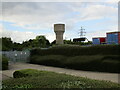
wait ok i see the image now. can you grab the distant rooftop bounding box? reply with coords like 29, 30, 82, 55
106, 31, 120, 34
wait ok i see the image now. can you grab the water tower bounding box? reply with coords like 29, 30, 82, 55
54, 24, 65, 44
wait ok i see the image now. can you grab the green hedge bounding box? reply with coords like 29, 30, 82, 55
13, 69, 41, 78
30, 55, 66, 67
30, 45, 120, 56
1, 55, 8, 70
30, 55, 120, 73
2, 69, 120, 89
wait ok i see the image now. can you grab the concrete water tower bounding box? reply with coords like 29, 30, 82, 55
54, 24, 65, 44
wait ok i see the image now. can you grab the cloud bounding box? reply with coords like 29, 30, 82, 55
2, 2, 73, 30
1, 0, 120, 3
1, 30, 37, 43
67, 3, 118, 21
86, 25, 118, 41
1, 2, 118, 42
2, 2, 117, 29
1, 29, 55, 43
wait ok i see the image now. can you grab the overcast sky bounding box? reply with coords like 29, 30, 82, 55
0, 0, 119, 43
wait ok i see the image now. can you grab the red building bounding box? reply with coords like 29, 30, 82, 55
92, 37, 106, 45
106, 32, 120, 44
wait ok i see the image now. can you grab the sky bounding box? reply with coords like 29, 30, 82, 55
0, 0, 119, 43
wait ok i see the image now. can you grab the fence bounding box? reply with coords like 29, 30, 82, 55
0, 51, 30, 63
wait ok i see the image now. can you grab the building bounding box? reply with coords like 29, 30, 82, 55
92, 37, 106, 45
73, 37, 86, 42
106, 32, 120, 44
54, 24, 65, 44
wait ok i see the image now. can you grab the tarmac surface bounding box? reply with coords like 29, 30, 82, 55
1, 62, 120, 83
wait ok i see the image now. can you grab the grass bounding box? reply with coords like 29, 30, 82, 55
30, 55, 120, 73
2, 69, 120, 89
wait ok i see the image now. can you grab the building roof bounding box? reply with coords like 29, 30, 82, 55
106, 31, 120, 34
92, 37, 106, 39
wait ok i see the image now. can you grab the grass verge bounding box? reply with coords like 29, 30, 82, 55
2, 69, 120, 89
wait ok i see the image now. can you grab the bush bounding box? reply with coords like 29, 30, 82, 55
30, 55, 120, 73
65, 55, 103, 70
30, 45, 120, 73
100, 60, 120, 73
2, 69, 120, 89
1, 55, 8, 70
30, 45, 120, 56
13, 69, 42, 78
30, 55, 67, 67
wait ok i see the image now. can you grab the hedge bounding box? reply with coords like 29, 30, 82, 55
1, 55, 9, 70
2, 69, 120, 89
13, 69, 41, 78
30, 55, 120, 73
30, 55, 66, 67
30, 45, 120, 56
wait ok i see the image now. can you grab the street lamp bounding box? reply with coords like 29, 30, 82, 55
14, 53, 17, 63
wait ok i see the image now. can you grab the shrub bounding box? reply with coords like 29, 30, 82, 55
1, 55, 8, 70
30, 45, 120, 73
30, 55, 67, 67
13, 69, 42, 78
65, 55, 103, 70
100, 60, 120, 73
30, 45, 120, 56
30, 55, 120, 73
2, 69, 120, 89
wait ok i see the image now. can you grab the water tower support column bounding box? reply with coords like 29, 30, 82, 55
54, 24, 65, 44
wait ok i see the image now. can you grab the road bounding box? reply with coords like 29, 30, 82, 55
1, 62, 120, 84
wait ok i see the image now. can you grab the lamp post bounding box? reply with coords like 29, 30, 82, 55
14, 53, 17, 63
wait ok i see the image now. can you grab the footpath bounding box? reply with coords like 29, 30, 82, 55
1, 62, 120, 83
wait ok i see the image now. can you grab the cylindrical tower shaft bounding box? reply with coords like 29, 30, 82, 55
54, 24, 65, 44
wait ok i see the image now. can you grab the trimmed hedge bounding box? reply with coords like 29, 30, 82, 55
30, 55, 66, 67
30, 45, 120, 56
30, 45, 120, 73
13, 69, 41, 78
2, 69, 120, 89
30, 55, 120, 73
1, 55, 8, 70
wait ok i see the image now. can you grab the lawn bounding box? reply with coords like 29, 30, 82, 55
2, 69, 120, 89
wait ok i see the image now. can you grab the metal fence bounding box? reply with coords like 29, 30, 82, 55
0, 51, 30, 63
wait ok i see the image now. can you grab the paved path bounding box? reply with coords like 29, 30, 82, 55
1, 62, 120, 83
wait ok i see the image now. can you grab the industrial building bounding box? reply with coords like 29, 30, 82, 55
106, 32, 120, 44
92, 37, 106, 45
92, 31, 120, 45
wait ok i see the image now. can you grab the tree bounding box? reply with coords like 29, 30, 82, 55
51, 40, 56, 46
1, 36, 51, 51
35, 35, 49, 48
2, 37, 13, 51
13, 42, 23, 51
64, 39, 73, 44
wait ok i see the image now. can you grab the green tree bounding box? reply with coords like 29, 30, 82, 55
64, 39, 73, 44
13, 42, 23, 51
2, 37, 13, 51
35, 35, 49, 48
